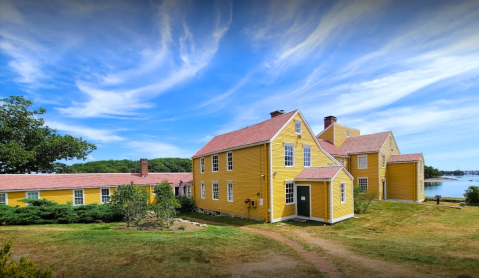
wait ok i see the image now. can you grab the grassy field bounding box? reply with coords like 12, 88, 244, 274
0, 222, 321, 278
182, 202, 479, 278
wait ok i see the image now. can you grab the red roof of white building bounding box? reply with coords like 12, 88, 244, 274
317, 139, 348, 156
295, 166, 344, 180
388, 153, 423, 163
193, 110, 297, 157
0, 173, 193, 191
340, 131, 391, 154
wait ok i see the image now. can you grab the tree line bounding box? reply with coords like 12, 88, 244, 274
55, 158, 192, 173
425, 166, 465, 179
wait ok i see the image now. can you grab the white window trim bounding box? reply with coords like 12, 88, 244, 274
347, 130, 350, 137
212, 181, 219, 200
100, 188, 110, 204
340, 183, 346, 204
227, 152, 233, 171
25, 191, 40, 199
212, 155, 219, 173
382, 154, 386, 168
358, 155, 368, 169
227, 181, 233, 202
284, 143, 295, 167
73, 189, 85, 206
285, 180, 295, 205
0, 192, 7, 205
200, 181, 205, 199
358, 177, 368, 192
303, 145, 311, 167
186, 185, 192, 198
200, 157, 205, 174
295, 120, 302, 135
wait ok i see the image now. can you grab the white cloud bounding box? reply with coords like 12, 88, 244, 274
126, 141, 193, 158
58, 0, 233, 118
46, 120, 125, 143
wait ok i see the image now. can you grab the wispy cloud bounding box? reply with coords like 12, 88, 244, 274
46, 120, 125, 142
126, 141, 193, 158
58, 0, 233, 118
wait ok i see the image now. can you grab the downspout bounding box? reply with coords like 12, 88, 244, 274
264, 143, 269, 222
329, 178, 334, 223
269, 142, 274, 222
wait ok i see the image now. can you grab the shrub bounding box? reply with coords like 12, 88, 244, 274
110, 182, 149, 228
0, 201, 122, 225
152, 181, 180, 225
464, 185, 479, 204
353, 186, 378, 214
176, 196, 194, 212
0, 241, 55, 278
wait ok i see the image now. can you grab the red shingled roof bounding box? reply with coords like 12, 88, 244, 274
295, 166, 343, 180
388, 153, 423, 163
0, 173, 193, 191
193, 110, 297, 157
340, 131, 391, 154
318, 139, 348, 156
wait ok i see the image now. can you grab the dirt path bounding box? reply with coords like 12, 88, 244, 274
290, 230, 424, 278
181, 217, 340, 277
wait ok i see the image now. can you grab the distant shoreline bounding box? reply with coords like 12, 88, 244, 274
425, 177, 458, 181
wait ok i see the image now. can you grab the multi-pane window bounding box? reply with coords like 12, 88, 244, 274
285, 182, 295, 204
340, 183, 346, 203
26, 192, 39, 199
227, 181, 233, 202
186, 186, 192, 198
227, 152, 233, 171
419, 160, 423, 174
358, 155, 367, 169
295, 120, 302, 134
212, 182, 219, 200
421, 180, 424, 194
200, 158, 205, 173
101, 188, 110, 204
382, 154, 386, 168
212, 155, 218, 172
284, 144, 294, 167
340, 158, 345, 166
358, 178, 368, 192
303, 146, 311, 167
74, 190, 84, 205
347, 130, 350, 137
0, 193, 6, 205
201, 182, 205, 199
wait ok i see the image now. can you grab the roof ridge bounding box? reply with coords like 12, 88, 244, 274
212, 110, 297, 138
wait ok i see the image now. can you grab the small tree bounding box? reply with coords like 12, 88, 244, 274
353, 186, 378, 214
0, 241, 55, 277
464, 185, 479, 204
110, 182, 149, 228
152, 181, 180, 226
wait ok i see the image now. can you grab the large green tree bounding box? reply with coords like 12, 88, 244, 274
0, 96, 96, 174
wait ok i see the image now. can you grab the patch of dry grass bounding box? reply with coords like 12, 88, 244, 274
0, 222, 322, 278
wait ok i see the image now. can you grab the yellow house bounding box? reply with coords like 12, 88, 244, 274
192, 110, 354, 223
0, 159, 192, 207
317, 116, 424, 202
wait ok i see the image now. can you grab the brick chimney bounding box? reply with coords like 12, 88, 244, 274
140, 158, 148, 177
324, 116, 337, 129
270, 110, 285, 118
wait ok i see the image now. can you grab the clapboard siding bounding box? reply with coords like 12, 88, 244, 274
271, 113, 336, 220
333, 124, 360, 147
295, 180, 328, 220
317, 125, 335, 144
193, 144, 268, 221
387, 163, 416, 200
350, 153, 379, 193
332, 169, 354, 219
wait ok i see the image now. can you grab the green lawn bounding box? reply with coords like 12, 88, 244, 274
0, 222, 321, 278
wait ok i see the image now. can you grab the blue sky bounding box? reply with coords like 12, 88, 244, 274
1, 0, 479, 171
